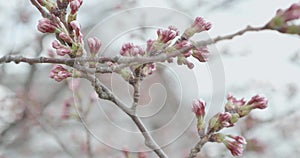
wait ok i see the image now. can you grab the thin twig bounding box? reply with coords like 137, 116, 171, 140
81, 72, 168, 158
131, 76, 142, 112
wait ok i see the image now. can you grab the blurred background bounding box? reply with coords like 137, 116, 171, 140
0, 0, 300, 157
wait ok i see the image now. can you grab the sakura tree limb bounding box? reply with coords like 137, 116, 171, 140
80, 72, 168, 158
0, 25, 267, 69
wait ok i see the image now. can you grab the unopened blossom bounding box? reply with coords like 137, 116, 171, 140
157, 26, 179, 43
49, 65, 72, 82
247, 95, 268, 109
225, 93, 246, 113
227, 94, 247, 106
70, 0, 83, 14
208, 112, 233, 132
59, 32, 73, 43
120, 43, 144, 56
56, 47, 71, 56
192, 99, 206, 118
192, 47, 209, 63
87, 37, 101, 56
52, 40, 71, 56
223, 136, 247, 156
267, 3, 300, 34
37, 18, 58, 33
276, 3, 300, 22
70, 20, 83, 43
146, 39, 155, 53
183, 17, 212, 39
192, 99, 206, 136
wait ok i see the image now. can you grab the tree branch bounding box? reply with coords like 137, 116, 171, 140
0, 25, 268, 71
80, 72, 168, 158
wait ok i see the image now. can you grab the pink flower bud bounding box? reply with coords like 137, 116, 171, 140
183, 17, 211, 39
224, 140, 245, 156
37, 18, 58, 33
279, 3, 300, 22
49, 65, 72, 82
70, 0, 83, 14
146, 39, 155, 53
59, 32, 73, 43
56, 47, 71, 56
157, 26, 179, 43
87, 37, 101, 55
247, 95, 268, 109
52, 40, 62, 49
192, 17, 212, 32
192, 47, 209, 62
223, 135, 247, 156
120, 43, 144, 56
192, 99, 206, 117
70, 20, 83, 43
227, 94, 247, 106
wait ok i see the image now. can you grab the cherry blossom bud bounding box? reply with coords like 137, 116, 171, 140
229, 135, 247, 145
37, 18, 58, 33
267, 3, 300, 34
56, 47, 71, 56
208, 112, 233, 132
225, 93, 246, 113
223, 136, 247, 156
52, 40, 62, 49
49, 65, 72, 82
59, 32, 72, 43
227, 94, 247, 106
247, 95, 268, 109
157, 26, 179, 43
192, 17, 212, 32
120, 43, 144, 56
70, 20, 83, 43
192, 99, 207, 137
192, 47, 209, 63
192, 99, 206, 118
87, 37, 101, 56
146, 39, 155, 53
183, 17, 211, 39
70, 0, 83, 14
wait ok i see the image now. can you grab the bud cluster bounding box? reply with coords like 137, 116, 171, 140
192, 94, 268, 156
267, 2, 300, 35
